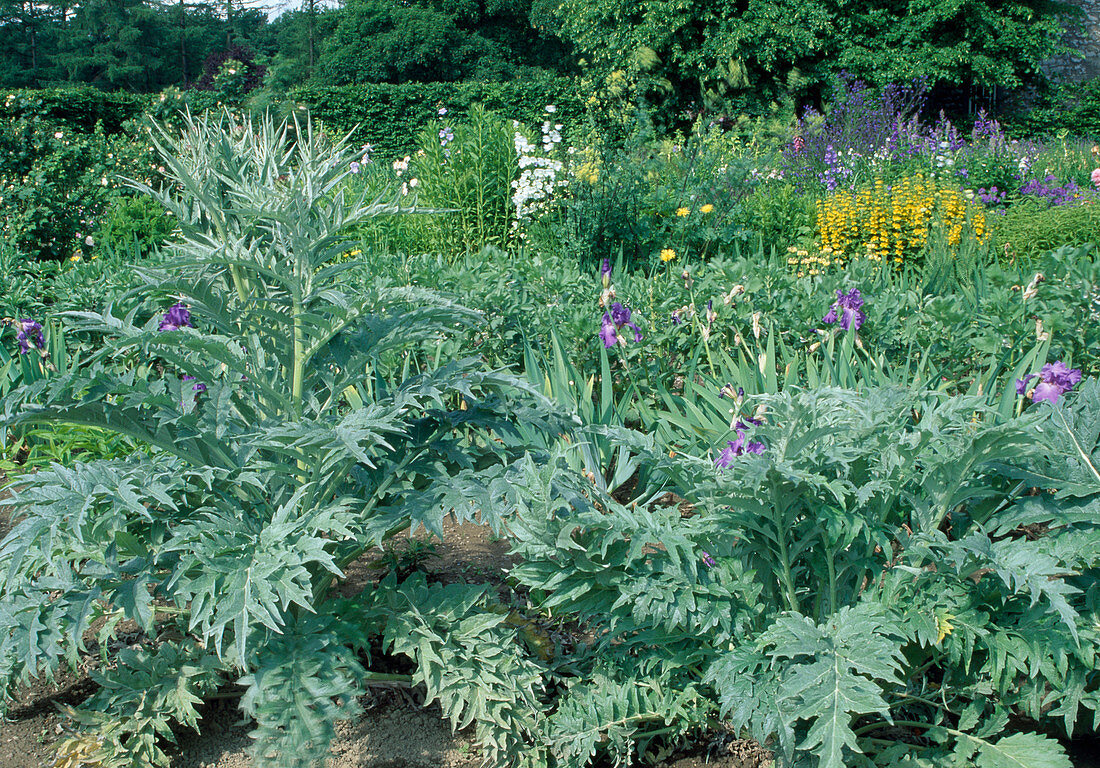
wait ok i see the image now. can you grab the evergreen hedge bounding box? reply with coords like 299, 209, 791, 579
288, 78, 584, 157
0, 79, 585, 157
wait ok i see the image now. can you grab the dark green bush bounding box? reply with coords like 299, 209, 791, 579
289, 78, 584, 157
0, 117, 159, 261
94, 194, 177, 257
1009, 76, 1100, 141
0, 88, 148, 134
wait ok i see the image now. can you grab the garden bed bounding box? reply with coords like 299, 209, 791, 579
0, 501, 772, 768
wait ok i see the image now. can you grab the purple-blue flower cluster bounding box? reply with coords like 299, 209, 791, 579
1019, 175, 1088, 207
715, 419, 765, 468
777, 76, 927, 191
822, 289, 866, 331
600, 302, 643, 348
1016, 361, 1082, 404
15, 319, 44, 355
159, 302, 193, 331
976, 186, 1007, 206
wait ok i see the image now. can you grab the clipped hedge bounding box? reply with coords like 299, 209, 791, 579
0, 80, 585, 153
0, 87, 149, 133
288, 78, 585, 157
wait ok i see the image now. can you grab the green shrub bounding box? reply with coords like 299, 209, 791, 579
537, 111, 758, 270
93, 194, 177, 257
994, 197, 1100, 261
289, 78, 584, 158
0, 110, 562, 767
404, 104, 519, 253
0, 117, 159, 260
0, 88, 148, 134
1010, 76, 1100, 141
735, 181, 816, 253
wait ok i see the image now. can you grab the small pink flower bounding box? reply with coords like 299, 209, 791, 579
1091, 168, 1100, 188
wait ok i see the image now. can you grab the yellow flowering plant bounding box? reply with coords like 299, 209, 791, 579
813, 175, 988, 267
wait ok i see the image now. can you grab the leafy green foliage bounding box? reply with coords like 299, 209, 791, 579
239, 614, 368, 766
537, 0, 1071, 122
996, 200, 1100, 262
0, 110, 562, 767
709, 604, 904, 768
398, 104, 520, 253
290, 79, 584, 159
638, 384, 1094, 767
0, 114, 159, 260
371, 574, 547, 766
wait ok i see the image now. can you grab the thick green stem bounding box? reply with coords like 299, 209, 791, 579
826, 548, 838, 616
771, 481, 799, 613
361, 672, 414, 684
291, 295, 304, 413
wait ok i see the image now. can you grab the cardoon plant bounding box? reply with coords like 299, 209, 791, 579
0, 112, 562, 767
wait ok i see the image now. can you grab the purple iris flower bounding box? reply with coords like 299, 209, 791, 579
159, 302, 193, 331
715, 422, 765, 468
609, 302, 631, 326
15, 319, 44, 354
822, 289, 865, 331
600, 258, 612, 286
599, 302, 643, 347
1042, 361, 1083, 390
701, 551, 717, 568
182, 375, 206, 393
599, 313, 618, 348
1017, 360, 1083, 404
1031, 381, 1062, 404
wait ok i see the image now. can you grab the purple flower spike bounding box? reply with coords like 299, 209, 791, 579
701, 551, 717, 568
601, 301, 643, 347
15, 319, 44, 355
159, 302, 193, 331
715, 441, 740, 468
822, 289, 865, 331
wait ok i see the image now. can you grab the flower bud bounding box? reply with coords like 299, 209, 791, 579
1022, 272, 1044, 301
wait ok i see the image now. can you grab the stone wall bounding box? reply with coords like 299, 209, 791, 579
1045, 0, 1100, 81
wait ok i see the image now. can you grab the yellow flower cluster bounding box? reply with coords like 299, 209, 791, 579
785, 247, 832, 276
815, 175, 988, 263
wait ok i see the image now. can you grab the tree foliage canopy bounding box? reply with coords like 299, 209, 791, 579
534, 0, 1076, 113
